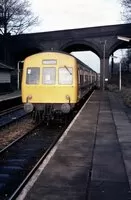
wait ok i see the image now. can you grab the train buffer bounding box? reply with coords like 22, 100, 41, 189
17, 90, 131, 200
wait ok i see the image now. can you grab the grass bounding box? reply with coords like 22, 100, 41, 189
107, 83, 131, 107
107, 72, 131, 107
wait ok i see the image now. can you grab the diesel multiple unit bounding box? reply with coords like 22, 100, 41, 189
21, 51, 97, 121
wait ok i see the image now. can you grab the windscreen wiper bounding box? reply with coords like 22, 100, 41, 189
64, 65, 72, 75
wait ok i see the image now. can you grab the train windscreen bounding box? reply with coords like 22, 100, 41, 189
26, 67, 40, 84
59, 67, 73, 85
42, 67, 56, 84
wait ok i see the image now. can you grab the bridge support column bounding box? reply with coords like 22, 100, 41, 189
100, 58, 109, 90
105, 58, 109, 79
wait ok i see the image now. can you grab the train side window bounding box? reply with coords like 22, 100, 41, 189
89, 75, 91, 83
80, 75, 83, 84
78, 70, 80, 85
59, 67, 73, 85
42, 67, 56, 84
26, 67, 40, 84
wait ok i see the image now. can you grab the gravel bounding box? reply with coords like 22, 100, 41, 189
0, 117, 36, 150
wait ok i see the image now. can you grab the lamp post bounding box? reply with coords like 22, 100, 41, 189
17, 60, 24, 90
117, 36, 131, 91
117, 59, 122, 91
111, 55, 122, 91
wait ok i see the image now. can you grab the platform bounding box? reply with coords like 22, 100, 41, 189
16, 90, 131, 200
0, 90, 21, 102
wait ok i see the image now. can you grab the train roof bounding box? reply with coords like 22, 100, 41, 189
54, 51, 97, 74
26, 51, 97, 74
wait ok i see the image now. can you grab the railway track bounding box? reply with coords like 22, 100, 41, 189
0, 121, 68, 200
0, 105, 30, 129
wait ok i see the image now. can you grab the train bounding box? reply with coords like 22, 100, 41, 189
21, 51, 97, 122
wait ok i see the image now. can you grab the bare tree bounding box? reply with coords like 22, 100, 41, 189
120, 0, 131, 21
0, 0, 39, 35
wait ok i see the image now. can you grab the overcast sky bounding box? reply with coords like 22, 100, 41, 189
29, 0, 123, 72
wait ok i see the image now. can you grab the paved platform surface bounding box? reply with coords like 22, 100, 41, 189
0, 90, 21, 102
17, 90, 131, 200
88, 92, 131, 200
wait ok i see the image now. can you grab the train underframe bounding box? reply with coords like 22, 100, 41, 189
24, 102, 75, 124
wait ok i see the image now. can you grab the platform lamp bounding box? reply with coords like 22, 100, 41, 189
17, 60, 24, 90
117, 36, 131, 91
117, 36, 131, 42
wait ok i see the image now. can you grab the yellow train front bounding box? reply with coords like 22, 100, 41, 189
21, 51, 97, 121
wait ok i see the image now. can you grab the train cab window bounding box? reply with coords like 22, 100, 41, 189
59, 67, 73, 85
26, 67, 40, 84
42, 67, 56, 84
